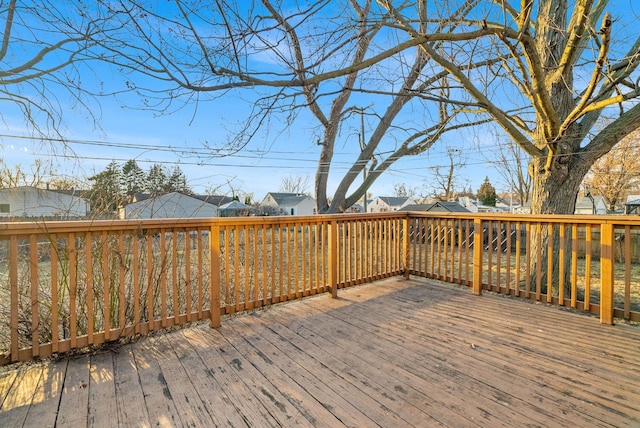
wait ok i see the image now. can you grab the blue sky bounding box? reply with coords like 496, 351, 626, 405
1, 1, 637, 201
2, 94, 499, 198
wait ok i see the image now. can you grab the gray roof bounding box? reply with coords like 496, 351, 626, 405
399, 201, 470, 213
1, 186, 88, 199
192, 194, 235, 206
376, 196, 409, 207
219, 200, 254, 211
398, 204, 433, 212
129, 192, 233, 207
626, 195, 640, 206
130, 192, 233, 207
265, 192, 311, 206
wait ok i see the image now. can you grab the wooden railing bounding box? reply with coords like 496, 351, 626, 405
0, 212, 638, 364
405, 213, 640, 325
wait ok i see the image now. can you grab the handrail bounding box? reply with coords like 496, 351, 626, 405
0, 212, 638, 364
403, 213, 640, 324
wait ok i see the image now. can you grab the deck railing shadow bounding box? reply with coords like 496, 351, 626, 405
1, 212, 638, 364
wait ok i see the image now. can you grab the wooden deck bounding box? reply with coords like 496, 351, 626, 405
1, 277, 639, 427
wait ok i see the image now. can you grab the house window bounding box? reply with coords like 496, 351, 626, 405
290, 208, 295, 215
0, 204, 9, 213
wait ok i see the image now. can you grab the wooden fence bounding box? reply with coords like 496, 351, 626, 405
0, 213, 638, 364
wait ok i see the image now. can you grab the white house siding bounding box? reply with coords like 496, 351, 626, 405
0, 187, 88, 218
367, 198, 388, 213
575, 196, 607, 215
261, 194, 279, 210
368, 197, 409, 213
125, 192, 218, 219
260, 193, 316, 216
283, 196, 315, 216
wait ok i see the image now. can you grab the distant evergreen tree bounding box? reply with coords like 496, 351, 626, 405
166, 166, 191, 194
121, 159, 146, 200
88, 161, 123, 213
477, 176, 497, 206
88, 162, 193, 212
146, 164, 168, 196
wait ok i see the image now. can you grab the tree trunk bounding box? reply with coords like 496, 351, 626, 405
528, 146, 591, 297
315, 128, 337, 214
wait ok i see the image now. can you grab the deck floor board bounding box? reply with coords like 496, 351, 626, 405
293, 290, 568, 427
1, 277, 639, 427
303, 282, 623, 426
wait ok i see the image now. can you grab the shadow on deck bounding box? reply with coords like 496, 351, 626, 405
1, 277, 639, 427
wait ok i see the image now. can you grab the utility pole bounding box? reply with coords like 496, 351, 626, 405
510, 186, 513, 213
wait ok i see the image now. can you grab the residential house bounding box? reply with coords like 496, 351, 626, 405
399, 201, 471, 213
344, 203, 364, 213
260, 192, 316, 216
218, 200, 255, 217
192, 194, 235, 207
495, 197, 520, 213
368, 196, 416, 213
625, 195, 640, 215
124, 192, 227, 219
0, 186, 88, 219
458, 196, 479, 213
476, 204, 504, 213
575, 196, 608, 215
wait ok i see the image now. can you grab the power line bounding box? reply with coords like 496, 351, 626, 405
4, 131, 640, 179
7, 129, 640, 162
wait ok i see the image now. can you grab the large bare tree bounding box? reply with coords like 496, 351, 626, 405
0, 0, 110, 136
370, 0, 640, 292
379, 0, 640, 215
94, 0, 492, 213
93, 1, 640, 216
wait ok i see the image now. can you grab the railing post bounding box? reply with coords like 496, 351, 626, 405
472, 218, 483, 296
328, 219, 338, 298
9, 236, 19, 362
600, 223, 615, 325
403, 215, 410, 279
209, 224, 221, 328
